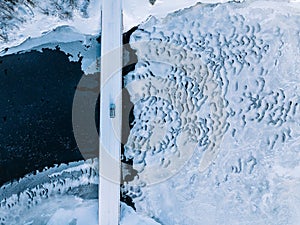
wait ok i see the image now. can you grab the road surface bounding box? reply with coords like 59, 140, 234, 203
99, 0, 122, 224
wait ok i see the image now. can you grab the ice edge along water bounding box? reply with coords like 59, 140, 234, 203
0, 159, 99, 225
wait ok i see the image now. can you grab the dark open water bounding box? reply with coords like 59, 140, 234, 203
0, 48, 85, 186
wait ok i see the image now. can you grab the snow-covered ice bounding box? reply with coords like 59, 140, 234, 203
119, 203, 161, 225
0, 159, 160, 225
0, 159, 99, 225
123, 1, 300, 224
123, 0, 238, 31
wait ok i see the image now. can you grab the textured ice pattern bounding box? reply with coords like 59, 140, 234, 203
0, 159, 98, 225
124, 1, 300, 224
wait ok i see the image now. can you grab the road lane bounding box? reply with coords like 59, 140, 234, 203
100, 0, 122, 224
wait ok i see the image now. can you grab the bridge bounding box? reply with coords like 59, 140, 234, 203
100, 0, 122, 224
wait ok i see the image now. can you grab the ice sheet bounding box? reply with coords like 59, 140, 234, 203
123, 1, 300, 224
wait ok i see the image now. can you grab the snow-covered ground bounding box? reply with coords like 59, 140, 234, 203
0, 0, 101, 75
0, 0, 101, 53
